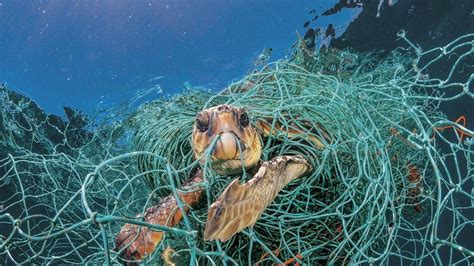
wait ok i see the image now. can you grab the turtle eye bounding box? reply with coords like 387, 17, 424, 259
239, 112, 249, 127
195, 117, 209, 132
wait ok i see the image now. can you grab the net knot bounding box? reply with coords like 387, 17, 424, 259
90, 212, 99, 226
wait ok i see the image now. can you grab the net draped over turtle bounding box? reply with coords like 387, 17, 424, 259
1, 33, 474, 265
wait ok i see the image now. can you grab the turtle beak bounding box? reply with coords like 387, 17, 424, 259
212, 132, 246, 160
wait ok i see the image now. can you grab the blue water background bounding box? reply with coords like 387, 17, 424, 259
0, 0, 358, 115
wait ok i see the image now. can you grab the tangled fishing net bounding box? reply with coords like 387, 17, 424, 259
1, 32, 473, 265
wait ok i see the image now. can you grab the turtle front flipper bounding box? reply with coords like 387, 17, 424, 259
256, 118, 329, 150
204, 155, 311, 242
115, 170, 204, 264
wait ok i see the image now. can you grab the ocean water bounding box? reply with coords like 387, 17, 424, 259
1, 1, 473, 265
0, 0, 357, 115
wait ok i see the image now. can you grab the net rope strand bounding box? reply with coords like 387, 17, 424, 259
0, 33, 473, 264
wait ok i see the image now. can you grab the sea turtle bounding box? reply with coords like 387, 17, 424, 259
114, 104, 329, 264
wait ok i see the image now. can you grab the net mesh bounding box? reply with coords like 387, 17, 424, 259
1, 33, 473, 265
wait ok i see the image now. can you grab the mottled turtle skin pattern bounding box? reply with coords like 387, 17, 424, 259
115, 104, 320, 264
115, 173, 204, 263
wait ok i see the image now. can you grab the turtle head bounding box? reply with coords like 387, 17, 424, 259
192, 104, 262, 175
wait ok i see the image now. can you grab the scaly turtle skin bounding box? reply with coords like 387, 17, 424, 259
114, 104, 325, 264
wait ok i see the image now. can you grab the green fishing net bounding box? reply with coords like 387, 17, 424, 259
1, 32, 473, 265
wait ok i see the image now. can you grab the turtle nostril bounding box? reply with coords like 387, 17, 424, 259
217, 105, 230, 112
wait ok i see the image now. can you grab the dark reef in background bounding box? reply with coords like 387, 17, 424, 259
330, 0, 474, 53
0, 85, 92, 159
324, 0, 474, 131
